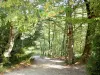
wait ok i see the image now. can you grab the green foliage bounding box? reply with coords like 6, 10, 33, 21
9, 52, 34, 64
0, 67, 6, 73
0, 0, 99, 74
90, 0, 100, 17
87, 34, 100, 75
0, 0, 39, 65
0, 0, 38, 32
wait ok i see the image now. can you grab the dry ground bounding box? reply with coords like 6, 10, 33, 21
4, 56, 87, 75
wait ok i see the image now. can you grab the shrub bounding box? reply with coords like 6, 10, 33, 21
87, 34, 100, 75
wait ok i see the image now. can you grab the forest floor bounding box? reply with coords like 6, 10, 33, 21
4, 56, 86, 75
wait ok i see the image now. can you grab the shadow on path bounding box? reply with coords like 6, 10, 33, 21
4, 56, 86, 75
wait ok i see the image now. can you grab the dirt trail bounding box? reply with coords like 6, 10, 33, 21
4, 56, 86, 75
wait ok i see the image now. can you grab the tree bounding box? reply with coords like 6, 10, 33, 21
65, 0, 74, 64
80, 0, 96, 63
4, 22, 15, 58
0, 0, 39, 62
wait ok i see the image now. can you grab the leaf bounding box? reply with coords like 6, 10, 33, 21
38, 0, 46, 3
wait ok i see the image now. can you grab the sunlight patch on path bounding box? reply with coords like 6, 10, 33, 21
4, 56, 86, 75
42, 64, 70, 69
49, 59, 64, 63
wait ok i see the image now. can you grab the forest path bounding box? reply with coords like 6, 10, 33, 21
4, 56, 86, 75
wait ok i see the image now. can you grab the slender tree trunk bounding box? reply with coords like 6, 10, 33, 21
48, 23, 51, 50
51, 24, 56, 57
65, 1, 74, 64
80, 0, 95, 63
67, 23, 74, 64
61, 25, 67, 57
48, 21, 51, 56
4, 23, 15, 58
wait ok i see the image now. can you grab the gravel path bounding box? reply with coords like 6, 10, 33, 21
4, 56, 86, 75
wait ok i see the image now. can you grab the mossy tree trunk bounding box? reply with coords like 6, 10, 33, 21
4, 22, 15, 58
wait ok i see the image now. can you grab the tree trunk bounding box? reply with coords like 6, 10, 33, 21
67, 23, 74, 64
80, 0, 95, 63
4, 23, 15, 58
48, 23, 51, 50
51, 24, 56, 57
65, 1, 74, 64
61, 25, 67, 57
47, 20, 51, 57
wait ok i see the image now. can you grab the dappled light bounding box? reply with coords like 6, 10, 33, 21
5, 56, 86, 75
49, 59, 64, 63
42, 64, 69, 69
44, 57, 51, 60
0, 0, 100, 75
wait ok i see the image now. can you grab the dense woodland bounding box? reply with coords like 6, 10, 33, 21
0, 0, 100, 75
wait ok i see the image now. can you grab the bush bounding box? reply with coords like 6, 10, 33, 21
9, 50, 34, 65
0, 67, 6, 73
87, 34, 100, 75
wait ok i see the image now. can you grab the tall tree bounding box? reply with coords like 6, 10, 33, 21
1, 0, 37, 58
80, 0, 96, 63
65, 0, 74, 64
4, 22, 15, 58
